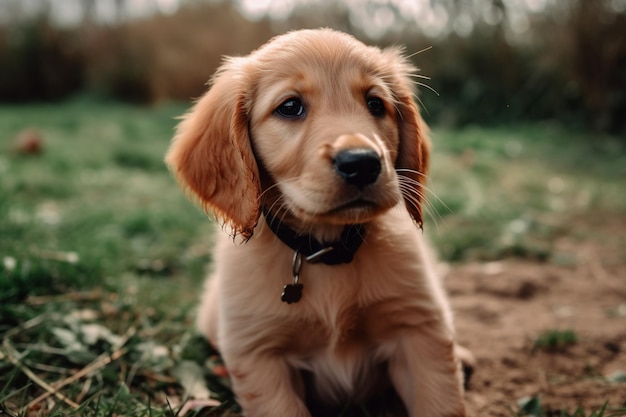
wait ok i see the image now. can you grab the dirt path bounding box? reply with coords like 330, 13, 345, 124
447, 218, 626, 415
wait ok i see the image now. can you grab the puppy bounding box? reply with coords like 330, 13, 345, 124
166, 28, 466, 417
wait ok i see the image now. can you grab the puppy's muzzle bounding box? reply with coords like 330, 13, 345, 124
333, 148, 381, 188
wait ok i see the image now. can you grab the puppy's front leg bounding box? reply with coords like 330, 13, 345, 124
224, 352, 310, 417
388, 321, 466, 417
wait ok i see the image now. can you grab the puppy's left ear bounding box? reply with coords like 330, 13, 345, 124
384, 48, 431, 229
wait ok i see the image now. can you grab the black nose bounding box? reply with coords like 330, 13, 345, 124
333, 148, 382, 187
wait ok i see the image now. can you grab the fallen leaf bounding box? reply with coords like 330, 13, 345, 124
172, 360, 213, 400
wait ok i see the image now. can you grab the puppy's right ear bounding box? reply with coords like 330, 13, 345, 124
165, 58, 260, 239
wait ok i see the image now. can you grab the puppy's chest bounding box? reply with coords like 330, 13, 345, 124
280, 256, 421, 355
285, 298, 395, 400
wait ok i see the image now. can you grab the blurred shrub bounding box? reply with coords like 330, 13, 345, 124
0, 2, 272, 104
554, 0, 626, 133
404, 1, 626, 135
81, 2, 273, 103
81, 25, 153, 103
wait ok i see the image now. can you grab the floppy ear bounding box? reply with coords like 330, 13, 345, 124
384, 49, 431, 228
165, 59, 260, 239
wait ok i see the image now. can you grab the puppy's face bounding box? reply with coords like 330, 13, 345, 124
249, 33, 404, 226
166, 29, 429, 238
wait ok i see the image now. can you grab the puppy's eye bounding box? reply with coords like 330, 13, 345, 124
275, 98, 306, 119
366, 96, 386, 118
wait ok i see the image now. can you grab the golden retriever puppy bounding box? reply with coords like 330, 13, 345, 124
166, 28, 466, 417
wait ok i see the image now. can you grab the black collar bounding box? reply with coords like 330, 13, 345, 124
263, 209, 365, 265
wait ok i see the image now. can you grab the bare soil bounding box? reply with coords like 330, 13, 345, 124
447, 214, 626, 415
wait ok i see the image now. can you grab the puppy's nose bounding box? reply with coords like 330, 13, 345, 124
333, 148, 382, 187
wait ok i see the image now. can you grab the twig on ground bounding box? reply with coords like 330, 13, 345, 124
1, 311, 137, 413
26, 290, 103, 306
22, 326, 136, 411
2, 339, 81, 409
74, 376, 93, 405
2, 313, 53, 339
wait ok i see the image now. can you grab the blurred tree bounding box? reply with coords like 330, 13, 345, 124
0, 0, 623, 134
569, 0, 626, 132
0, 19, 84, 101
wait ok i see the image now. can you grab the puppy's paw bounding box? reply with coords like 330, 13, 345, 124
456, 344, 476, 389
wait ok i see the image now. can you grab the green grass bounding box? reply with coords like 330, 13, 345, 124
0, 97, 222, 416
427, 123, 626, 261
1, 97, 625, 416
532, 329, 578, 353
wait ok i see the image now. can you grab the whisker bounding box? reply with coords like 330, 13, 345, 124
414, 81, 439, 97
398, 183, 442, 230
398, 176, 451, 215
398, 185, 422, 212
405, 46, 433, 59
399, 186, 442, 230
259, 181, 285, 200
264, 196, 289, 229
397, 176, 450, 228
407, 73, 431, 81
420, 194, 446, 227
396, 168, 428, 178
261, 183, 332, 238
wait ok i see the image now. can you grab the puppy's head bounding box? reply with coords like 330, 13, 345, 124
165, 29, 430, 239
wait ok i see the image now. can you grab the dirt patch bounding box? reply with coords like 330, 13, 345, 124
448, 217, 626, 415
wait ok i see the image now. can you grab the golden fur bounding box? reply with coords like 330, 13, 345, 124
166, 29, 466, 417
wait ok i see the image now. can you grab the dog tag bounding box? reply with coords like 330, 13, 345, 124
281, 283, 303, 304
282, 250, 304, 304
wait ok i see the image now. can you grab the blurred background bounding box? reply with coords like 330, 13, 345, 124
1, 2, 626, 416
1, 0, 625, 133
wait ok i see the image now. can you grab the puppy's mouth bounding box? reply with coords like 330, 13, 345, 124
294, 198, 385, 224
277, 180, 402, 225
330, 198, 377, 213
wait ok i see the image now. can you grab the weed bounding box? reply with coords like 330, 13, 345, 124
533, 329, 578, 352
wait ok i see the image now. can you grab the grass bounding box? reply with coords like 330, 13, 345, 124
0, 97, 223, 416
1, 97, 625, 416
427, 123, 626, 261
532, 329, 579, 353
